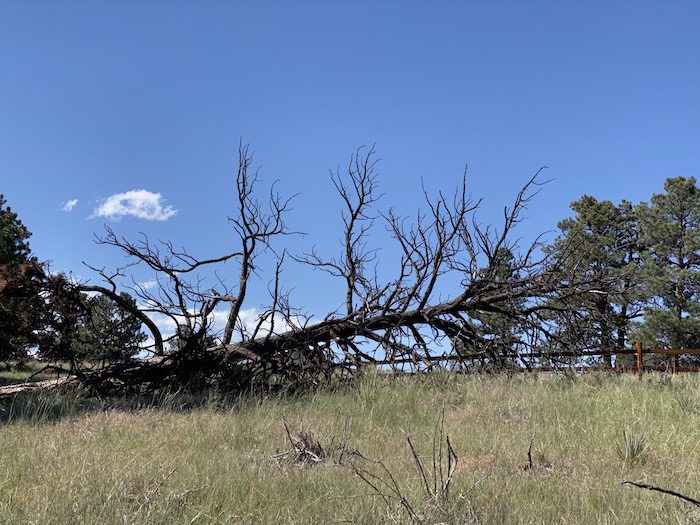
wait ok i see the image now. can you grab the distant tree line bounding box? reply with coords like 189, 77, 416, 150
543, 177, 700, 359
2, 150, 700, 390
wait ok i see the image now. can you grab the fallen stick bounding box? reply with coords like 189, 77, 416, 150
621, 480, 700, 507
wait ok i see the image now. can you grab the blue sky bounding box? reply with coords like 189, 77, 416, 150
2, 2, 700, 318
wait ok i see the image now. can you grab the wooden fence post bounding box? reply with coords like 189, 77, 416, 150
636, 341, 643, 379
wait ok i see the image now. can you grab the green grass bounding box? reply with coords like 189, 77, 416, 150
0, 360, 66, 386
2, 371, 700, 523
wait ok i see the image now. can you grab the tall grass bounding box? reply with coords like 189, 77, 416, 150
1, 372, 700, 523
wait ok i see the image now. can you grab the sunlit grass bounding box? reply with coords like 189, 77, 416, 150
1, 371, 700, 523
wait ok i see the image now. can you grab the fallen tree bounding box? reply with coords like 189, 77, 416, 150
64, 143, 601, 392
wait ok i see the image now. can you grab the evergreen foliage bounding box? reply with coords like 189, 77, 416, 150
469, 248, 525, 365
547, 176, 700, 356
0, 195, 41, 363
70, 293, 147, 365
635, 177, 700, 349
0, 194, 33, 268
546, 196, 644, 361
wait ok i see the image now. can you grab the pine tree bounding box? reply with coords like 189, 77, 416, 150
470, 248, 524, 367
0, 194, 33, 267
546, 196, 644, 364
0, 195, 42, 363
70, 293, 147, 366
635, 177, 700, 350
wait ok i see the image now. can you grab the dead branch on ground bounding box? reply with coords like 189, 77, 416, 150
66, 143, 604, 392
622, 480, 700, 508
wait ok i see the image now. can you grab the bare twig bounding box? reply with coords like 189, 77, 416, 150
524, 436, 534, 470
621, 480, 700, 507
343, 409, 459, 521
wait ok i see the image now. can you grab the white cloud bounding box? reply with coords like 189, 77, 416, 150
60, 198, 79, 212
210, 308, 231, 333
137, 279, 158, 290
235, 307, 303, 339
152, 314, 178, 333
93, 189, 177, 221
136, 306, 316, 359
141, 306, 298, 343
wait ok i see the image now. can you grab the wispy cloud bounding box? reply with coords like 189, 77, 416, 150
93, 189, 177, 221
137, 279, 158, 290
60, 198, 79, 212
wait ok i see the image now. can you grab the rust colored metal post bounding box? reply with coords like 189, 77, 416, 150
636, 341, 643, 379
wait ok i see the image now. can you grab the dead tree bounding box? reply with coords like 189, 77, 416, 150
71, 143, 598, 391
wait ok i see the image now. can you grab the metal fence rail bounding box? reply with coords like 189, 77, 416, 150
373, 342, 700, 374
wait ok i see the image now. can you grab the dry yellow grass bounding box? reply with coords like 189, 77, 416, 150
1, 371, 700, 523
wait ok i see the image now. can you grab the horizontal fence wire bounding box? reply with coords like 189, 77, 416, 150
369, 344, 700, 374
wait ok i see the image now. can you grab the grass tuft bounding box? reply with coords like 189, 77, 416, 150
615, 427, 649, 466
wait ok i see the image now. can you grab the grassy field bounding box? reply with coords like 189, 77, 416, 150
2, 372, 700, 524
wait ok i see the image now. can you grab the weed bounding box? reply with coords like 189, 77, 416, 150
674, 394, 700, 415
615, 427, 649, 466
344, 406, 467, 523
